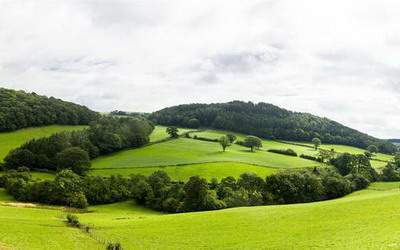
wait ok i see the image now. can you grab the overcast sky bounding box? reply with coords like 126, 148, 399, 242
1, 0, 400, 138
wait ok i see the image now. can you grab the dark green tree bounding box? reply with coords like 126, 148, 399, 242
166, 126, 179, 138
219, 136, 231, 152
244, 136, 262, 152
56, 147, 91, 175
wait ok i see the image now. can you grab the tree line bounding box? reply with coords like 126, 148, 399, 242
149, 101, 396, 154
0, 88, 99, 132
0, 153, 378, 211
3, 116, 154, 174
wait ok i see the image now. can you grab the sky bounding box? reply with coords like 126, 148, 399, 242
1, 0, 400, 138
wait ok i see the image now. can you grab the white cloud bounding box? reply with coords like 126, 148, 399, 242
1, 0, 400, 138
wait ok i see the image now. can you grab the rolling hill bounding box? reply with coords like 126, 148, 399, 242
150, 101, 397, 154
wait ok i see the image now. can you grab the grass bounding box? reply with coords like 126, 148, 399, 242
92, 138, 319, 171
91, 162, 278, 181
0, 125, 87, 161
149, 125, 193, 142
192, 130, 392, 168
75, 182, 400, 249
0, 191, 102, 249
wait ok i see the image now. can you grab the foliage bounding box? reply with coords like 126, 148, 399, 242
268, 148, 297, 157
367, 145, 378, 154
243, 136, 262, 152
66, 214, 81, 228
56, 147, 91, 175
0, 88, 99, 132
312, 138, 321, 150
166, 126, 179, 138
219, 136, 231, 152
226, 133, 237, 143
4, 117, 153, 174
149, 101, 397, 154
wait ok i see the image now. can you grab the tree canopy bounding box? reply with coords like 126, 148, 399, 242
0, 88, 99, 132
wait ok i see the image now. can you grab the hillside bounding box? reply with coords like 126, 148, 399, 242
149, 101, 396, 154
0, 88, 99, 132
1, 182, 399, 249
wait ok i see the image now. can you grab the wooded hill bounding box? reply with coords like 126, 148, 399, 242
0, 88, 99, 132
150, 101, 396, 154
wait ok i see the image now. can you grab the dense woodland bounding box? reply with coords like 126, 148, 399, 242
0, 88, 99, 131
150, 101, 396, 154
3, 116, 154, 174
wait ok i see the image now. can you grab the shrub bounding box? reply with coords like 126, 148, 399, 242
347, 174, 370, 191
107, 242, 122, 250
66, 192, 88, 209
268, 149, 297, 157
66, 214, 80, 228
300, 154, 321, 162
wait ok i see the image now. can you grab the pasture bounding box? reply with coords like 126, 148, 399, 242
0, 125, 87, 161
77, 182, 400, 249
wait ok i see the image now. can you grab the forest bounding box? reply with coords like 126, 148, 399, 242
149, 101, 397, 154
0, 88, 99, 132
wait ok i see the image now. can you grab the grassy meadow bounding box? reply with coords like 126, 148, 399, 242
0, 125, 87, 161
91, 162, 278, 181
0, 189, 102, 250
91, 138, 318, 170
77, 182, 400, 249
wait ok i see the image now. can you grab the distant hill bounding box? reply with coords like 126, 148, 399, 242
0, 88, 99, 132
149, 101, 396, 154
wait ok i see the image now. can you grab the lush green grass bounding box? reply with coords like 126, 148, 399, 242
189, 130, 389, 169
0, 125, 87, 161
150, 126, 193, 142
0, 201, 102, 249
76, 182, 400, 249
92, 138, 319, 171
91, 162, 278, 181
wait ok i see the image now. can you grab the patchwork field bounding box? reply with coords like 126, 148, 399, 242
0, 125, 87, 161
91, 138, 318, 171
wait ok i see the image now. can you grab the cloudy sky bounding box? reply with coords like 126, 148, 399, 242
1, 0, 400, 138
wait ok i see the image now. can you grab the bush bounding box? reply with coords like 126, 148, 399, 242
300, 154, 321, 162
347, 174, 370, 191
66, 214, 80, 228
107, 242, 122, 250
192, 136, 219, 142
66, 192, 88, 209
268, 149, 297, 157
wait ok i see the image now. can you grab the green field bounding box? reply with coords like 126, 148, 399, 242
149, 125, 194, 142
1, 183, 400, 249
91, 162, 277, 181
0, 125, 87, 161
78, 182, 400, 249
0, 189, 102, 249
192, 130, 392, 168
92, 138, 318, 171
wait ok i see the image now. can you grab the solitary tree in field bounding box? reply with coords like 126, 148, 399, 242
166, 126, 179, 138
244, 136, 262, 152
312, 138, 321, 150
219, 136, 231, 152
367, 145, 378, 154
226, 134, 237, 143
